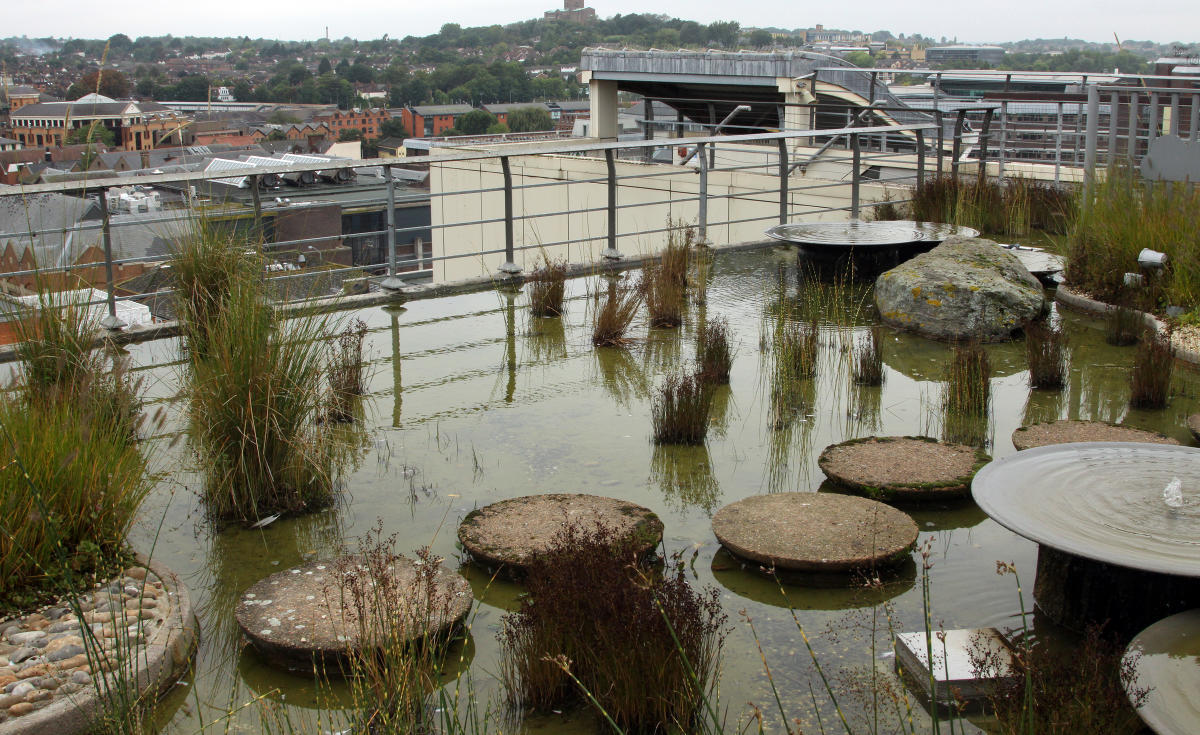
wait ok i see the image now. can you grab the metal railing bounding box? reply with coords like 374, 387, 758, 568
0, 122, 938, 333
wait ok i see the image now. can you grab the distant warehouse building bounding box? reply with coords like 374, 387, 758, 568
926, 45, 1006, 66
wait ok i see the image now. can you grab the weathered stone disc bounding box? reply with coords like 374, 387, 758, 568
236, 557, 471, 672
457, 493, 663, 576
712, 492, 918, 574
818, 436, 989, 500
1012, 420, 1179, 451
1187, 414, 1200, 443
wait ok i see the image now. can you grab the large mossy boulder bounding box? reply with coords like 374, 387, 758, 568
874, 236, 1044, 342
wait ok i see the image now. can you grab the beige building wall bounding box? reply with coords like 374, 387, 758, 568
428, 148, 905, 283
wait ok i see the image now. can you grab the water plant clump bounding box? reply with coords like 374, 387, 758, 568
641, 259, 685, 328
326, 318, 369, 423
696, 316, 734, 384
590, 275, 642, 347
909, 174, 1074, 236
652, 372, 713, 445
169, 218, 260, 359
851, 325, 884, 386
186, 278, 341, 523
1129, 330, 1174, 409
776, 319, 821, 381
526, 257, 568, 317
499, 521, 727, 733
945, 340, 991, 416
1025, 320, 1069, 390
660, 220, 694, 292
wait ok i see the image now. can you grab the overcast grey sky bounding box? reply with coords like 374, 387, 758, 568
12, 0, 1199, 45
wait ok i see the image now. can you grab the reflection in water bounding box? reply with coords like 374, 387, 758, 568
594, 346, 650, 408
384, 304, 405, 428
650, 444, 721, 515
710, 547, 916, 609
845, 381, 883, 436
765, 377, 817, 492
942, 404, 993, 448
642, 325, 683, 374
524, 314, 567, 365
500, 287, 519, 404
1022, 382, 1066, 427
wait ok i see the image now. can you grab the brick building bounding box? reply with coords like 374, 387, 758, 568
313, 107, 395, 140
400, 104, 475, 137
9, 93, 191, 151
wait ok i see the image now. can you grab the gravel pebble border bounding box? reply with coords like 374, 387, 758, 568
818, 436, 991, 501
1011, 420, 1180, 451
0, 557, 197, 734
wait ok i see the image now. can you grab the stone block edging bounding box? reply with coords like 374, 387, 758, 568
1054, 286, 1200, 365
0, 555, 199, 735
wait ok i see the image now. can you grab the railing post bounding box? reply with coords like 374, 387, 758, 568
951, 110, 966, 179
697, 141, 709, 245
1148, 92, 1160, 149
602, 148, 621, 260
1190, 92, 1200, 142
916, 129, 926, 187
935, 110, 945, 177
498, 156, 521, 275
777, 138, 788, 225
1170, 93, 1180, 137
250, 174, 262, 232
1084, 84, 1099, 184
96, 192, 125, 331
1054, 101, 1064, 184
1128, 92, 1140, 162
977, 109, 993, 179
997, 101, 1008, 181
850, 132, 861, 220
380, 164, 406, 290
1107, 92, 1119, 166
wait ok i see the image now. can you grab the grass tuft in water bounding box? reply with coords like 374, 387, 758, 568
944, 341, 991, 417
909, 174, 1073, 236
1025, 320, 1068, 390
641, 259, 685, 328
1106, 304, 1144, 346
696, 316, 734, 385
499, 521, 726, 733
1129, 330, 1174, 409
652, 372, 713, 445
326, 318, 369, 423
852, 325, 884, 386
590, 275, 642, 347
169, 218, 260, 360
526, 258, 568, 318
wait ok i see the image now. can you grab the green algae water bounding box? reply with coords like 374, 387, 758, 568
104, 245, 1198, 733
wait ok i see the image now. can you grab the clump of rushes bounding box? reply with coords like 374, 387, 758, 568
661, 220, 694, 291
526, 257, 568, 317
499, 521, 727, 733
591, 275, 642, 347
169, 218, 259, 359
326, 319, 369, 423
2, 297, 151, 609
186, 278, 339, 523
641, 260, 685, 328
1129, 330, 1174, 409
945, 340, 991, 416
652, 372, 713, 445
696, 317, 733, 384
852, 325, 884, 386
1025, 320, 1069, 390
776, 319, 820, 381
1106, 305, 1143, 346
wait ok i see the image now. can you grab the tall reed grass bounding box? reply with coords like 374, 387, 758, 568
499, 521, 727, 733
641, 260, 685, 328
526, 258, 568, 318
696, 316, 733, 384
1129, 331, 1174, 409
186, 279, 340, 523
652, 372, 713, 445
169, 218, 259, 359
1024, 320, 1068, 390
1106, 304, 1144, 346
1068, 164, 1200, 308
326, 318, 369, 423
852, 325, 884, 386
944, 341, 991, 417
910, 174, 1073, 236
591, 275, 642, 347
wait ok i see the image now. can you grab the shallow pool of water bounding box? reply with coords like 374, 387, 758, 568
103, 245, 1198, 733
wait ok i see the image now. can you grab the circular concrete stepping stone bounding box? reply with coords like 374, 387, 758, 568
1187, 414, 1200, 443
818, 436, 989, 501
1011, 420, 1179, 451
712, 493, 918, 574
236, 557, 471, 671
457, 493, 663, 576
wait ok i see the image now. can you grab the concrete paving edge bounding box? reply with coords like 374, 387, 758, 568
0, 555, 199, 735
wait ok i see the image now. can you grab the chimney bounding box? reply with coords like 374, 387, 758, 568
44, 148, 52, 162
140, 150, 150, 169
